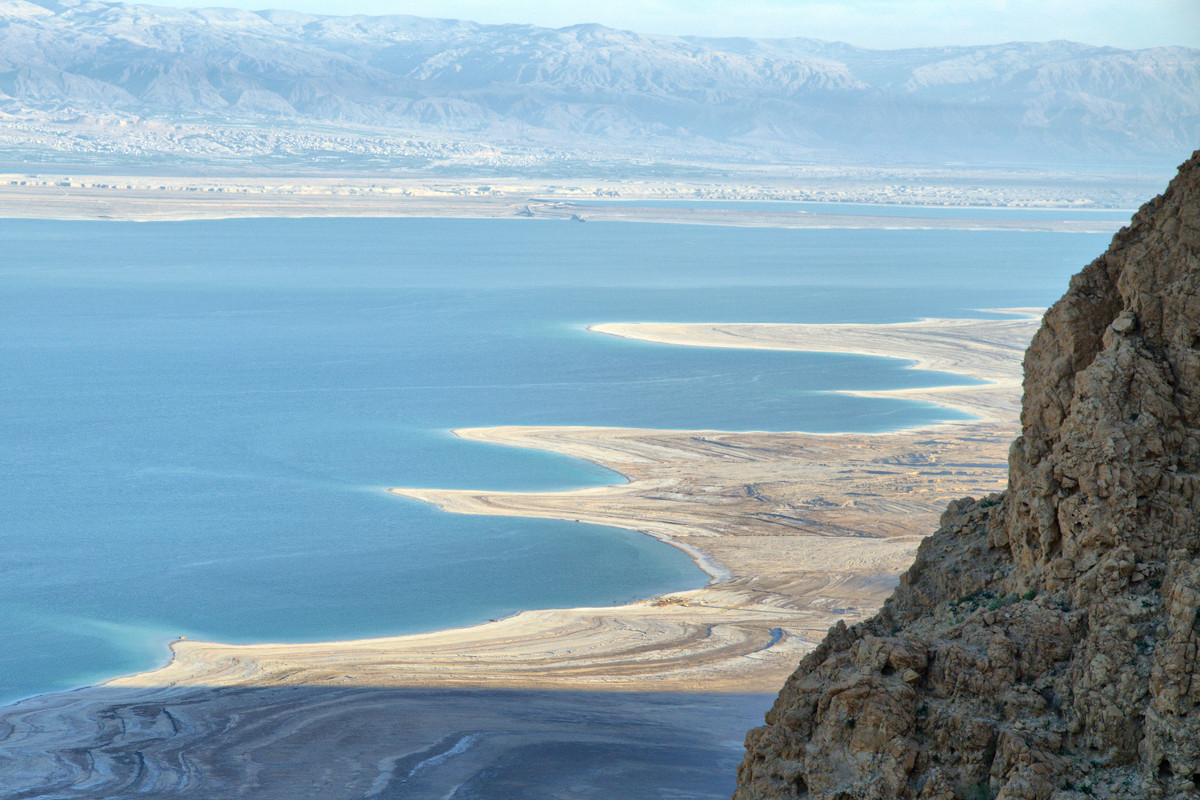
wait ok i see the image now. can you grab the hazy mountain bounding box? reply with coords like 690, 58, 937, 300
1, 0, 1197, 168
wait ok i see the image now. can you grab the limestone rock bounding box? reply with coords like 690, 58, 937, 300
734, 150, 1200, 800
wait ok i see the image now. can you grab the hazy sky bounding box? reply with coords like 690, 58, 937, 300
151, 0, 1200, 49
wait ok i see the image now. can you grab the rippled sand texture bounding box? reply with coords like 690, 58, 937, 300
0, 312, 1038, 798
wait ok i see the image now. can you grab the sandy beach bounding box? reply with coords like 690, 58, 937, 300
0, 309, 1039, 797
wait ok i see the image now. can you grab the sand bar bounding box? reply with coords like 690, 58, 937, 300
0, 312, 1038, 797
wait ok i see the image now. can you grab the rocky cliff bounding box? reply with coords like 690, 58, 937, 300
734, 150, 1200, 800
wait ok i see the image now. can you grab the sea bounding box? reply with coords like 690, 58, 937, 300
0, 212, 1119, 704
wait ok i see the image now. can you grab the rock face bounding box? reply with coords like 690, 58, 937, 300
734, 150, 1200, 800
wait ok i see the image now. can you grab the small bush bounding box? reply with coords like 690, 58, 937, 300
987, 594, 1019, 611
966, 781, 995, 800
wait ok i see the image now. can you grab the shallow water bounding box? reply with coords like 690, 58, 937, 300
0, 217, 1111, 703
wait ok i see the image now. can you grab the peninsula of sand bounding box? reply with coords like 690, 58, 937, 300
2, 307, 1044, 796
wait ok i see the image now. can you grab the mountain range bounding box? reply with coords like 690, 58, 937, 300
1, 0, 1198, 169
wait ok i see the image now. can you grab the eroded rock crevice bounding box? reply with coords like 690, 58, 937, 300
735, 150, 1200, 800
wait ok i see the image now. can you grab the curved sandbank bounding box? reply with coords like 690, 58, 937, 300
590, 308, 1040, 423
117, 310, 1038, 694
379, 311, 1039, 688
0, 312, 1039, 797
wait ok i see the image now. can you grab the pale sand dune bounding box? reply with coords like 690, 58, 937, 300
0, 313, 1039, 797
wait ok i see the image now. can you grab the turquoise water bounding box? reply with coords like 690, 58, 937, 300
0, 218, 1111, 703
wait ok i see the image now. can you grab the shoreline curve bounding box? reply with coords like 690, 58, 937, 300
22, 311, 1040, 697
0, 312, 1041, 798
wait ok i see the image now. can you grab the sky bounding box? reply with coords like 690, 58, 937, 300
146, 0, 1200, 49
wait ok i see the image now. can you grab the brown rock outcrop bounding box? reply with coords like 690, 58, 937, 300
734, 150, 1200, 800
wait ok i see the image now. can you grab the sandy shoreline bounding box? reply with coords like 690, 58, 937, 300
590, 309, 1042, 422
0, 177, 1126, 231
0, 311, 1039, 797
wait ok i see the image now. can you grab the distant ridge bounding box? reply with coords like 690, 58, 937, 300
1, 0, 1197, 169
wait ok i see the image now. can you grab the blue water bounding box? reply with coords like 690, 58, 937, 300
0, 218, 1112, 703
